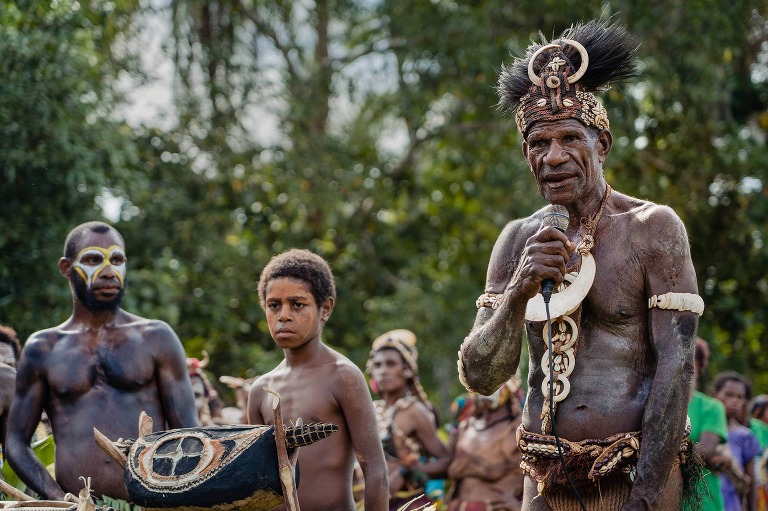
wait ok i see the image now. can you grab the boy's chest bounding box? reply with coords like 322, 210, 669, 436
260, 377, 341, 426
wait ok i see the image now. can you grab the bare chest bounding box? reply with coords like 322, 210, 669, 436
46, 329, 156, 399
259, 375, 343, 427
526, 245, 653, 373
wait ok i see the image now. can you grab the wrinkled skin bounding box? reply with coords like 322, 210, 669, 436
461, 120, 698, 510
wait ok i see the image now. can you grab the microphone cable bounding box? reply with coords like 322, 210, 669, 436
545, 296, 587, 510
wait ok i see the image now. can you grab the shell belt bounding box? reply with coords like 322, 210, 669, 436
516, 419, 692, 494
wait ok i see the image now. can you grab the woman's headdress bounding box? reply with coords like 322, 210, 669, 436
367, 329, 437, 423
367, 329, 419, 376
498, 19, 638, 136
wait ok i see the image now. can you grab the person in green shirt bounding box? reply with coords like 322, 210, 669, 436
687, 337, 731, 511
749, 396, 768, 511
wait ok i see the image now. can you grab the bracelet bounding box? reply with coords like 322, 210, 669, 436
648, 292, 704, 316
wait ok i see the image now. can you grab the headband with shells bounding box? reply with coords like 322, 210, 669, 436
497, 20, 639, 137
516, 38, 608, 135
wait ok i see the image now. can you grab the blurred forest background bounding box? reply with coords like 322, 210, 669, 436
3, 0, 768, 416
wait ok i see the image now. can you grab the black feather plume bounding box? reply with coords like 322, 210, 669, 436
498, 19, 639, 115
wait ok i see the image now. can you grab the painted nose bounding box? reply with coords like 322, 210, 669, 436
98, 263, 118, 280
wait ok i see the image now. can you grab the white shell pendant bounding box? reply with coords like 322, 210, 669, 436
525, 252, 596, 322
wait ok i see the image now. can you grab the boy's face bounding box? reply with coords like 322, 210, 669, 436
264, 277, 332, 350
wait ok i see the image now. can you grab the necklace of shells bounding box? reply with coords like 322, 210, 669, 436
374, 394, 422, 455
529, 185, 611, 435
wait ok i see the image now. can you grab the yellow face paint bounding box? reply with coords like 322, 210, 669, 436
73, 245, 127, 288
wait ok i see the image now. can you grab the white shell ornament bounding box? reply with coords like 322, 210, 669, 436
524, 251, 596, 321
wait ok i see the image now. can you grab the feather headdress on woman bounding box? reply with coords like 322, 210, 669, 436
498, 19, 639, 136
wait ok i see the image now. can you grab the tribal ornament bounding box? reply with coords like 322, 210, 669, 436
498, 20, 638, 137
517, 424, 642, 494
648, 292, 704, 316
124, 423, 336, 511
537, 185, 610, 435
540, 314, 578, 434
94, 411, 337, 511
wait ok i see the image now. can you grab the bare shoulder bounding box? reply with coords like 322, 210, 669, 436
0, 364, 15, 388
124, 316, 183, 350
611, 193, 692, 268
323, 349, 369, 393
0, 364, 15, 380
19, 328, 60, 362
328, 350, 366, 379
125, 315, 177, 336
615, 193, 686, 235
0, 364, 15, 408
246, 368, 286, 424
406, 399, 436, 423
247, 365, 286, 403
247, 372, 271, 400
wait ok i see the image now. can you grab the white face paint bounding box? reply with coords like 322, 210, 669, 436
73, 245, 127, 288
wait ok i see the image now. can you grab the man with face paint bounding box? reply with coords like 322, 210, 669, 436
6, 221, 199, 504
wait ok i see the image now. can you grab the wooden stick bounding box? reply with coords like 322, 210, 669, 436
0, 478, 34, 501
264, 387, 300, 511
93, 427, 127, 469
138, 411, 153, 437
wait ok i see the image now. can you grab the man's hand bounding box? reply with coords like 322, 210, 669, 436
507, 226, 575, 300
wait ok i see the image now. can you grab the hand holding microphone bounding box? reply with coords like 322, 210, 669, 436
540, 205, 570, 304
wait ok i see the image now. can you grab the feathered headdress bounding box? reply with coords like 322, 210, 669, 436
498, 19, 639, 136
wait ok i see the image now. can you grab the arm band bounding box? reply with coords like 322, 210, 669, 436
648, 292, 704, 316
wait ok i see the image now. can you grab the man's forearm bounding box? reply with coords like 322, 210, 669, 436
624, 368, 689, 509
6, 442, 65, 500
461, 292, 526, 395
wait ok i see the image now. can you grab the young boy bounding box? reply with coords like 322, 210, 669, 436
247, 249, 388, 511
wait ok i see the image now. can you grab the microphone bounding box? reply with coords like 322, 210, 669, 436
540, 205, 569, 304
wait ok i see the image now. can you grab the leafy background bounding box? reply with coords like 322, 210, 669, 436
2, 0, 768, 415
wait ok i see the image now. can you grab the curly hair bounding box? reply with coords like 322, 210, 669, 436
257, 249, 336, 309
0, 325, 22, 360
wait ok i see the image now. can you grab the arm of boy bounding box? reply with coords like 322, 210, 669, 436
335, 363, 389, 511
246, 378, 268, 425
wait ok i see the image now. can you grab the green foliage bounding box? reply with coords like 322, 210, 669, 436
0, 0, 140, 335
4, 0, 768, 413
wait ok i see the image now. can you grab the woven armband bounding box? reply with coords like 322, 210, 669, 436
648, 293, 704, 316
476, 292, 503, 310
